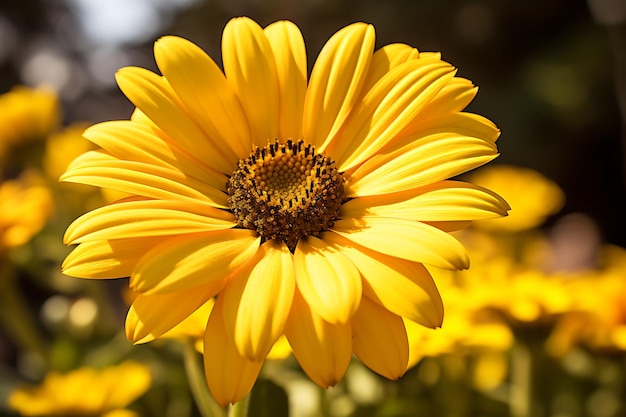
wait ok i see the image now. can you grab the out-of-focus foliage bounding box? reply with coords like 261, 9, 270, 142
0, 0, 625, 416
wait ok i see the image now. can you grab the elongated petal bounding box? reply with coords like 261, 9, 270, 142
131, 230, 260, 294
322, 232, 443, 328
331, 217, 469, 270
304, 23, 375, 151
160, 298, 214, 343
154, 36, 252, 158
340, 180, 510, 222
284, 291, 351, 388
332, 60, 456, 172
126, 285, 216, 343
293, 236, 361, 324
264, 21, 307, 141
222, 241, 295, 360
347, 135, 498, 197
83, 120, 228, 191
64, 200, 235, 244
62, 237, 165, 278
204, 297, 264, 406
62, 151, 228, 207
419, 77, 478, 117
400, 112, 500, 145
222, 17, 279, 146
361, 43, 419, 92
351, 297, 409, 379
115, 66, 236, 173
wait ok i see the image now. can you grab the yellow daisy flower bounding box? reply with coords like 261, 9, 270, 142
0, 171, 54, 249
61, 17, 508, 405
8, 361, 151, 417
0, 85, 60, 159
468, 164, 565, 232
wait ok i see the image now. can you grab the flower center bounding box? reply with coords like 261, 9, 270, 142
227, 139, 345, 251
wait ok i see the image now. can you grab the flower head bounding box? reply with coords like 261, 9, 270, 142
61, 17, 508, 405
0, 85, 60, 159
8, 361, 151, 417
1, 171, 53, 250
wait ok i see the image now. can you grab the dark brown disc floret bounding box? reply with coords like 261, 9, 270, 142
227, 139, 345, 251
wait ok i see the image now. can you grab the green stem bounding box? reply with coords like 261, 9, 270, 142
0, 256, 48, 362
183, 341, 225, 417
228, 391, 250, 417
510, 342, 532, 417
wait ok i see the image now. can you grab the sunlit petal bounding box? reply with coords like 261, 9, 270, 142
61, 150, 228, 207
222, 17, 279, 146
332, 60, 456, 171
222, 241, 295, 360
126, 286, 217, 344
64, 199, 235, 244
131, 230, 260, 294
331, 217, 469, 270
351, 297, 409, 379
361, 43, 419, 92
347, 134, 498, 197
340, 180, 510, 222
294, 236, 362, 324
83, 120, 229, 191
204, 297, 264, 406
62, 237, 165, 279
304, 22, 375, 151
264, 20, 307, 140
154, 35, 252, 158
322, 232, 443, 327
284, 291, 351, 387
115, 66, 235, 173
419, 77, 479, 117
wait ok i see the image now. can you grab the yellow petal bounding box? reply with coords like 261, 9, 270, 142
361, 43, 419, 92
284, 291, 351, 388
293, 236, 362, 324
347, 133, 498, 197
154, 36, 252, 158
340, 180, 510, 222
267, 335, 292, 360
102, 362, 151, 408
221, 241, 295, 360
64, 199, 235, 244
222, 17, 279, 146
126, 286, 216, 343
351, 297, 409, 380
332, 60, 456, 172
402, 112, 500, 145
131, 229, 260, 294
304, 22, 375, 151
419, 77, 478, 117
160, 298, 214, 343
62, 237, 165, 279
115, 66, 236, 173
83, 120, 228, 192
331, 217, 469, 270
61, 150, 228, 207
322, 232, 443, 328
204, 297, 264, 406
264, 20, 307, 141
403, 318, 427, 369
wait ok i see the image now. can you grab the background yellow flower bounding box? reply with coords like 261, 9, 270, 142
8, 361, 151, 417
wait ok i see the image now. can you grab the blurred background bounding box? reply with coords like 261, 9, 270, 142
0, 0, 625, 416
